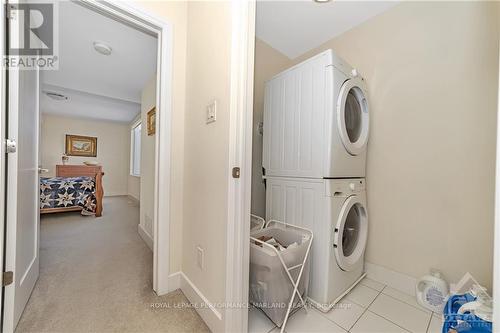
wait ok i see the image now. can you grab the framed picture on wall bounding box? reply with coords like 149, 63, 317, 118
65, 135, 97, 157
147, 107, 156, 136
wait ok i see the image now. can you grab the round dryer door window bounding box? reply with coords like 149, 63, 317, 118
334, 195, 368, 271
337, 78, 369, 156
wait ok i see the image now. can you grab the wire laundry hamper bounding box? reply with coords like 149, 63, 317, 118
250, 214, 266, 232
249, 220, 313, 332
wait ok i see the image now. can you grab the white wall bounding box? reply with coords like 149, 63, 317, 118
133, 1, 187, 273
40, 114, 130, 196
139, 77, 156, 239
290, 2, 499, 289
251, 39, 291, 218
183, 1, 232, 329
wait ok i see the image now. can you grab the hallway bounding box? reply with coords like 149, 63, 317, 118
16, 196, 209, 333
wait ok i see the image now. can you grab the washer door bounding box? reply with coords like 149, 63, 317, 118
334, 195, 368, 271
337, 78, 369, 156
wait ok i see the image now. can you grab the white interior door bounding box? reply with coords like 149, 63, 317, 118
3, 4, 41, 332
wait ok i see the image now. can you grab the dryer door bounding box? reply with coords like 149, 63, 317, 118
337, 78, 369, 156
333, 195, 368, 271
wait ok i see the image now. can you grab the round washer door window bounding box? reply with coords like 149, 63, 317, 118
337, 78, 369, 156
334, 195, 368, 271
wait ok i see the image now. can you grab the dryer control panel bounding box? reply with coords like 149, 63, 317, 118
326, 178, 365, 197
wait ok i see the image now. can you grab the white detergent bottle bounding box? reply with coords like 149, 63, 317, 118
416, 269, 449, 313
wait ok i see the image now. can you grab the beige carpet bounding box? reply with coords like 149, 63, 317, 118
16, 196, 210, 333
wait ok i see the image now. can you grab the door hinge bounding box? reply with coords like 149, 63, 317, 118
232, 167, 240, 179
6, 139, 16, 153
2, 271, 13, 287
6, 5, 16, 20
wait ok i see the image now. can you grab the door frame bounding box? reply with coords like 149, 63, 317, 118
0, 1, 7, 327
224, 1, 256, 332
77, 0, 174, 295
0, 4, 174, 327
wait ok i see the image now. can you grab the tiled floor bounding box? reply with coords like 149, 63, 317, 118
248, 277, 444, 333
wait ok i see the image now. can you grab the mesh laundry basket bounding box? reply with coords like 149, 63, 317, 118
250, 214, 265, 232
249, 221, 313, 329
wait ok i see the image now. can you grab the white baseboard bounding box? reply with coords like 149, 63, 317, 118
365, 262, 417, 296
104, 193, 128, 197
165, 271, 182, 293
180, 272, 223, 332
127, 195, 140, 204
138, 224, 153, 251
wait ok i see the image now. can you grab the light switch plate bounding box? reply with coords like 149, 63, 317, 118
206, 100, 217, 124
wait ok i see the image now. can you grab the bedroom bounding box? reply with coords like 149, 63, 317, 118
10, 2, 161, 331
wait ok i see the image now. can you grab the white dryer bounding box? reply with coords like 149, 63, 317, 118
262, 49, 369, 178
265, 177, 368, 312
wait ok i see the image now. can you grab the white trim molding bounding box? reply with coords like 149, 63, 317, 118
166, 271, 182, 293
138, 224, 153, 251
224, 1, 256, 333
365, 262, 417, 296
493, 30, 500, 331
180, 272, 223, 332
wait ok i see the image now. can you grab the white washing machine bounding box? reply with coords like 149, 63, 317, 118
262, 49, 369, 178
265, 177, 368, 312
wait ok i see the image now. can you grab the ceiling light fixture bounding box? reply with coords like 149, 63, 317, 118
314, 0, 331, 2
93, 41, 112, 56
44, 91, 69, 101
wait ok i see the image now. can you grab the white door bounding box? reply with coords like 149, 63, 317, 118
3, 4, 41, 332
337, 78, 369, 156
333, 195, 368, 271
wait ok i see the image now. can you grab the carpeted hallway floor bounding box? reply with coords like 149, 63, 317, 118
16, 196, 210, 333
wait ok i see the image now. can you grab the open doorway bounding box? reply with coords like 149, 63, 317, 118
247, 1, 498, 333
22, 1, 158, 330
1, 1, 182, 332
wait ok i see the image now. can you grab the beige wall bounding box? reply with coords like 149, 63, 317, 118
290, 2, 498, 289
139, 77, 156, 238
133, 1, 187, 273
183, 0, 232, 315
40, 114, 130, 196
128, 176, 140, 201
251, 39, 291, 217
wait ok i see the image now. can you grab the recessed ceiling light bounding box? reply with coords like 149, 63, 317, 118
314, 0, 331, 2
44, 91, 69, 101
93, 41, 112, 56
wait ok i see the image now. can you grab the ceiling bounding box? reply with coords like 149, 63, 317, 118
256, 1, 399, 59
41, 1, 157, 122
42, 84, 141, 123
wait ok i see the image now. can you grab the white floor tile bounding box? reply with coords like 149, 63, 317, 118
344, 284, 380, 307
249, 306, 276, 333
369, 294, 431, 333
273, 308, 346, 333
382, 287, 431, 314
350, 311, 408, 333
319, 300, 365, 331
360, 277, 386, 292
426, 314, 444, 333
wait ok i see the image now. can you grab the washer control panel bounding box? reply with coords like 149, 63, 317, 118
326, 178, 365, 197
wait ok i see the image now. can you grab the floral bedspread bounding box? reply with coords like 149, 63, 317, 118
40, 176, 96, 213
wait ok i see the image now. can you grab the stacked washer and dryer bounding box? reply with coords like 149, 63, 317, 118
262, 49, 370, 312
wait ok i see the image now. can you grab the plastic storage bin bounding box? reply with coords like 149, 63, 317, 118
249, 221, 313, 329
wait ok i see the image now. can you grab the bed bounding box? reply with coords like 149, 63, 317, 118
40, 165, 104, 217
